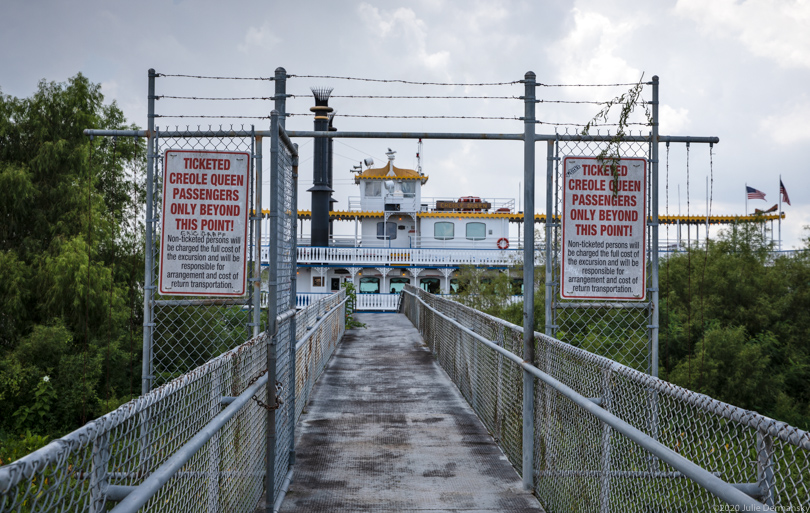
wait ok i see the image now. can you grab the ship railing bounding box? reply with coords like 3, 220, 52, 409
295, 245, 538, 267
356, 293, 400, 311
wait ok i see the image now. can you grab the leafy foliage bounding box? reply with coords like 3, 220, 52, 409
0, 74, 144, 444
342, 282, 366, 329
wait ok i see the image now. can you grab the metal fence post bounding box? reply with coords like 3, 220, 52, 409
599, 367, 613, 513
265, 109, 280, 511
142, 69, 156, 395
289, 143, 299, 467
522, 70, 536, 491
252, 128, 262, 339
275, 67, 287, 130
650, 76, 660, 378
545, 140, 554, 338
90, 431, 110, 513
757, 430, 776, 507
207, 366, 221, 512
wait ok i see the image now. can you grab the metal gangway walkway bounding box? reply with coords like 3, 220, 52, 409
2, 288, 809, 512
277, 312, 541, 512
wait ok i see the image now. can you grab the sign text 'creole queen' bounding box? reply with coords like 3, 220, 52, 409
159, 150, 250, 296
561, 156, 647, 300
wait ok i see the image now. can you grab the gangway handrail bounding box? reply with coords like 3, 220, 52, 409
402, 288, 784, 512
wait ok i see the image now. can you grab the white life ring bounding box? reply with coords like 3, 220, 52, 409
497, 238, 509, 250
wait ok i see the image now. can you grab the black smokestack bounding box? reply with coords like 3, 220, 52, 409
328, 112, 338, 239
307, 87, 333, 247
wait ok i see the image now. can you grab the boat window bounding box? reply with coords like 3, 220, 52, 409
365, 181, 381, 197
376, 222, 397, 240
450, 278, 459, 294
389, 277, 410, 293
359, 277, 380, 294
401, 181, 416, 197
466, 222, 486, 241
420, 278, 441, 294
434, 222, 454, 240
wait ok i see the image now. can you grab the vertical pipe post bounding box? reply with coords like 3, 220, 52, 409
90, 432, 110, 513
265, 109, 280, 512
522, 71, 536, 491
256, 137, 265, 315
252, 128, 262, 338
757, 430, 776, 507
289, 143, 299, 466
274, 68, 287, 130
142, 69, 156, 395
544, 140, 554, 337
650, 75, 660, 378
599, 368, 613, 513
207, 367, 221, 512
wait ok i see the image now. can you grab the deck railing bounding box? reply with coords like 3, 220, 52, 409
295, 245, 530, 267
401, 286, 809, 512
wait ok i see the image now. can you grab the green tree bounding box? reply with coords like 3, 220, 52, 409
0, 74, 144, 439
661, 223, 810, 429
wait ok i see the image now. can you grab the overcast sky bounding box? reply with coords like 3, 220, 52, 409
2, 0, 808, 248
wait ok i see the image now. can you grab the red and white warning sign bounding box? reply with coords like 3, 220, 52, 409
159, 150, 250, 296
561, 156, 647, 300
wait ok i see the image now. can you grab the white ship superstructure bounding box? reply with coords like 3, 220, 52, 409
292, 148, 523, 309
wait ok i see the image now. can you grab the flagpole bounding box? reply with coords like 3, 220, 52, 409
745, 182, 748, 216
778, 175, 782, 251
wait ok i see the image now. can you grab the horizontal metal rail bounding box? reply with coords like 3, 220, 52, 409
295, 298, 348, 351
84, 128, 719, 145
403, 289, 771, 512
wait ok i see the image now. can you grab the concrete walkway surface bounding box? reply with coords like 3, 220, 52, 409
278, 313, 543, 512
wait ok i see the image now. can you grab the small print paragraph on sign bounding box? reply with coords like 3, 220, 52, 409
561, 156, 647, 300
159, 150, 250, 296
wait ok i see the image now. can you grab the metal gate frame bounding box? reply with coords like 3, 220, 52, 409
276, 70, 718, 491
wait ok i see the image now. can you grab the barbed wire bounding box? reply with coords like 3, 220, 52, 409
289, 113, 518, 120
291, 74, 520, 86
156, 94, 641, 106
157, 95, 280, 101
156, 72, 649, 89
153, 113, 650, 126
539, 81, 650, 87
157, 73, 273, 81
324, 94, 519, 100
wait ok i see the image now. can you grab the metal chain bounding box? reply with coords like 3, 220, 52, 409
245, 370, 284, 411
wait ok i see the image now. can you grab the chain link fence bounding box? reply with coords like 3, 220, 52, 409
402, 286, 809, 512
0, 290, 346, 513
147, 130, 258, 388
549, 133, 654, 373
0, 115, 350, 512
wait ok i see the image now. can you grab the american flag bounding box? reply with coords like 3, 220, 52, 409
780, 180, 791, 206
746, 186, 766, 201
